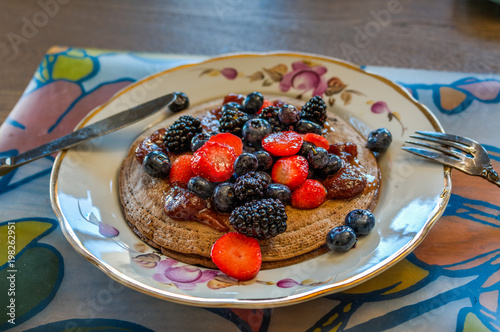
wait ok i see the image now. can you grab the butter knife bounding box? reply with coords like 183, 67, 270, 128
0, 91, 188, 176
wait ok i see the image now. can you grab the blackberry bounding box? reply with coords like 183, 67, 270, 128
164, 115, 202, 153
300, 96, 327, 126
219, 103, 249, 137
230, 198, 287, 239
234, 171, 268, 202
259, 106, 288, 132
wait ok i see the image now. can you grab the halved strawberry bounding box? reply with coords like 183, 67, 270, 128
291, 179, 327, 209
271, 155, 309, 190
207, 133, 243, 156
191, 141, 237, 182
303, 133, 330, 150
169, 154, 195, 185
262, 131, 303, 157
211, 232, 262, 281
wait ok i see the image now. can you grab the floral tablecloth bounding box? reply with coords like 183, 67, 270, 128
1, 47, 499, 332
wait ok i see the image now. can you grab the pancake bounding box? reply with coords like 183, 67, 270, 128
119, 95, 380, 269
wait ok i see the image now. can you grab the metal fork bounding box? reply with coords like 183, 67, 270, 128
402, 131, 500, 187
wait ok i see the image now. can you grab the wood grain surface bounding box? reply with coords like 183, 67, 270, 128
0, 0, 499, 125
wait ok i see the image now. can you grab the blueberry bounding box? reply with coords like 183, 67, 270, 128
307, 146, 329, 169
278, 104, 300, 125
345, 209, 375, 236
326, 226, 357, 252
213, 182, 237, 212
242, 118, 272, 144
265, 183, 292, 204
253, 150, 273, 171
234, 153, 259, 176
191, 132, 212, 152
187, 176, 214, 199
169, 92, 190, 113
242, 92, 264, 114
143, 151, 171, 178
322, 154, 343, 175
298, 141, 316, 157
294, 119, 322, 134
222, 101, 244, 113
366, 128, 392, 153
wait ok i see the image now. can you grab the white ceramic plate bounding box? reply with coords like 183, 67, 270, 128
50, 53, 450, 308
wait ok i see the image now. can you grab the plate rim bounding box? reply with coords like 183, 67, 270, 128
49, 51, 452, 308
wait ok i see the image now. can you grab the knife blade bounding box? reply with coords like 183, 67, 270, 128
0, 92, 184, 176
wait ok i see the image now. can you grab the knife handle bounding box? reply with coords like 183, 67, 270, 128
0, 92, 181, 177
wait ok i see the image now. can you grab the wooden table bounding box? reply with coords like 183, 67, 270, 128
1, 0, 499, 125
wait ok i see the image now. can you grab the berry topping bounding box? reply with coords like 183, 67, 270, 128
164, 116, 202, 154
234, 171, 268, 202
300, 95, 327, 126
278, 104, 300, 125
169, 155, 195, 185
345, 209, 375, 236
259, 106, 289, 132
211, 232, 262, 281
323, 166, 367, 199
294, 119, 323, 134
265, 183, 292, 205
242, 92, 264, 114
190, 132, 212, 152
187, 176, 215, 199
366, 128, 392, 153
242, 118, 272, 144
234, 152, 259, 176
219, 103, 249, 137
169, 92, 190, 113
261, 131, 304, 157
321, 154, 343, 175
298, 140, 316, 157
326, 226, 357, 252
303, 133, 330, 150
291, 179, 327, 209
207, 132, 243, 156
213, 182, 237, 212
143, 151, 171, 178
135, 128, 167, 164
306, 146, 329, 170
253, 150, 273, 171
229, 198, 287, 239
191, 141, 237, 182
271, 155, 309, 190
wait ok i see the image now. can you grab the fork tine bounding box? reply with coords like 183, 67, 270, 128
408, 135, 473, 154
401, 146, 468, 171
405, 140, 465, 159
415, 131, 476, 147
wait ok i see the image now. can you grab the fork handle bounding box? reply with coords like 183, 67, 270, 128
483, 165, 500, 187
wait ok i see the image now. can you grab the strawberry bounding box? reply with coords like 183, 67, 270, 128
191, 141, 237, 182
169, 154, 195, 185
291, 179, 327, 209
207, 133, 243, 156
211, 232, 262, 281
262, 131, 303, 157
303, 133, 330, 150
271, 155, 309, 190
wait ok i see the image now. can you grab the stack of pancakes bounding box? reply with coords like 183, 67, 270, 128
119, 95, 379, 269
